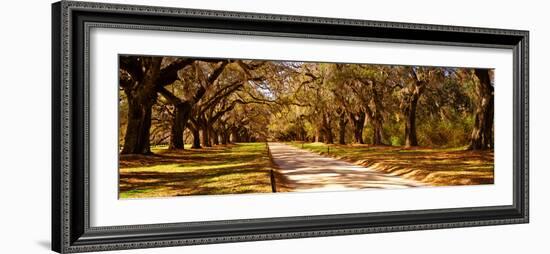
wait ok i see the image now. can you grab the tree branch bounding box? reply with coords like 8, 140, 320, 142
207, 61, 229, 84
157, 58, 194, 87
199, 81, 243, 114
119, 56, 143, 82
157, 87, 182, 105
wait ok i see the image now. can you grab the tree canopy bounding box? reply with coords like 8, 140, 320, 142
118, 55, 494, 154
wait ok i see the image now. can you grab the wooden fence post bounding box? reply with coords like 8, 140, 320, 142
266, 142, 277, 193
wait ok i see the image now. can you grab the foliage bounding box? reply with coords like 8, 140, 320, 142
119, 55, 493, 150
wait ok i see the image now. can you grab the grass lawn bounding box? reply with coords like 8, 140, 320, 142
119, 143, 274, 199
289, 142, 494, 186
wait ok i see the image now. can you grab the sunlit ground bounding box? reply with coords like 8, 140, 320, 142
268, 142, 425, 192
119, 141, 494, 199
289, 142, 494, 186
119, 143, 273, 199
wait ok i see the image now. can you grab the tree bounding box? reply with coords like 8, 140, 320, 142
400, 67, 427, 147
349, 111, 366, 144
119, 56, 493, 153
342, 65, 389, 145
119, 56, 162, 154
390, 66, 447, 147
181, 60, 267, 148
119, 56, 197, 154
158, 60, 229, 149
468, 69, 494, 150
326, 64, 354, 145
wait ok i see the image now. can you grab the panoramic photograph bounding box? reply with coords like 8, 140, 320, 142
118, 55, 494, 199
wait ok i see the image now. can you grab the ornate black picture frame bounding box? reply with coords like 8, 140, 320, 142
52, 1, 529, 253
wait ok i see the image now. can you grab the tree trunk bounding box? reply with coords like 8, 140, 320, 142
225, 132, 230, 144
322, 113, 333, 144
121, 99, 154, 154
221, 130, 229, 145
300, 129, 306, 141
200, 126, 211, 147
168, 103, 192, 150
324, 128, 334, 144
365, 106, 385, 145
221, 133, 227, 145
404, 95, 420, 147
351, 112, 365, 144
469, 69, 494, 150
211, 128, 219, 145
191, 127, 201, 149
315, 128, 321, 142
120, 57, 162, 155
231, 128, 239, 143
241, 129, 250, 143
338, 113, 347, 145
401, 72, 425, 148
372, 124, 384, 145
369, 81, 386, 146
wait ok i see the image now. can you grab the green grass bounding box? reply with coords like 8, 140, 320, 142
289, 141, 494, 186
119, 143, 274, 199
118, 189, 155, 199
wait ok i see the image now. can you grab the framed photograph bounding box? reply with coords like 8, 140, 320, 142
52, 1, 529, 253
